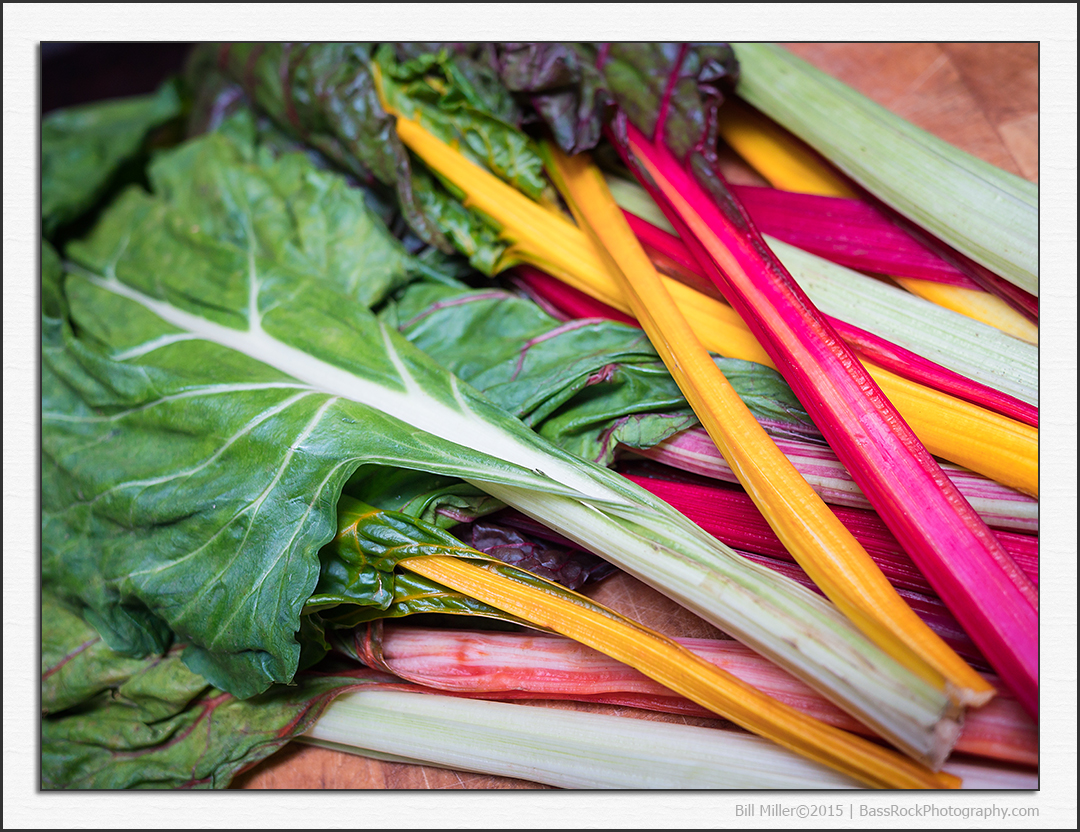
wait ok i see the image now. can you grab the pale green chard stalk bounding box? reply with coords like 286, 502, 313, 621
763, 238, 1039, 408
307, 689, 868, 789
731, 43, 1038, 297
306, 691, 1033, 789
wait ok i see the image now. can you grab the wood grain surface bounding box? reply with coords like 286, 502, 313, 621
232, 41, 1039, 792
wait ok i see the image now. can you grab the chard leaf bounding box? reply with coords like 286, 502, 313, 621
492, 42, 740, 202
375, 44, 548, 200
42, 79, 183, 238
466, 520, 617, 590
42, 591, 152, 716
387, 282, 813, 463
492, 42, 738, 162
408, 164, 508, 275
212, 42, 454, 253
40, 592, 371, 789
600, 43, 738, 160
345, 466, 502, 529
42, 126, 635, 698
208, 43, 547, 276
495, 42, 611, 154
308, 498, 530, 628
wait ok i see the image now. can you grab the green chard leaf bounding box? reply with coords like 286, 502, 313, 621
386, 281, 814, 463
41, 592, 375, 789
42, 125, 630, 697
308, 497, 532, 629
386, 282, 695, 462
42, 79, 183, 238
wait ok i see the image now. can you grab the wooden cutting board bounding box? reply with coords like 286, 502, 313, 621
232, 41, 1039, 791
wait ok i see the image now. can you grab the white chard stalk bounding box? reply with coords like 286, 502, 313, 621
306, 689, 865, 789
306, 690, 1036, 790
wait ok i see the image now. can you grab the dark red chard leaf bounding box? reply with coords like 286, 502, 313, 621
494, 42, 614, 154
491, 42, 737, 164
466, 520, 617, 591
599, 43, 738, 161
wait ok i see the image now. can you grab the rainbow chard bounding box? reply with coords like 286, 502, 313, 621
609, 109, 1038, 718
42, 120, 967, 766
361, 51, 1037, 715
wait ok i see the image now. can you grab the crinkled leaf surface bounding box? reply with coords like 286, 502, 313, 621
495, 42, 611, 154
345, 465, 503, 529
308, 498, 531, 629
493, 42, 740, 203
211, 41, 541, 261
387, 282, 813, 463
41, 593, 383, 789
376, 44, 547, 200
215, 42, 461, 253
492, 43, 738, 161
211, 42, 552, 275
42, 80, 183, 237
42, 127, 644, 698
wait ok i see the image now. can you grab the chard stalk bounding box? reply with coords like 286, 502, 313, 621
540, 142, 991, 708
730, 43, 1038, 298
766, 238, 1038, 412
306, 689, 872, 789
305, 690, 1033, 789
